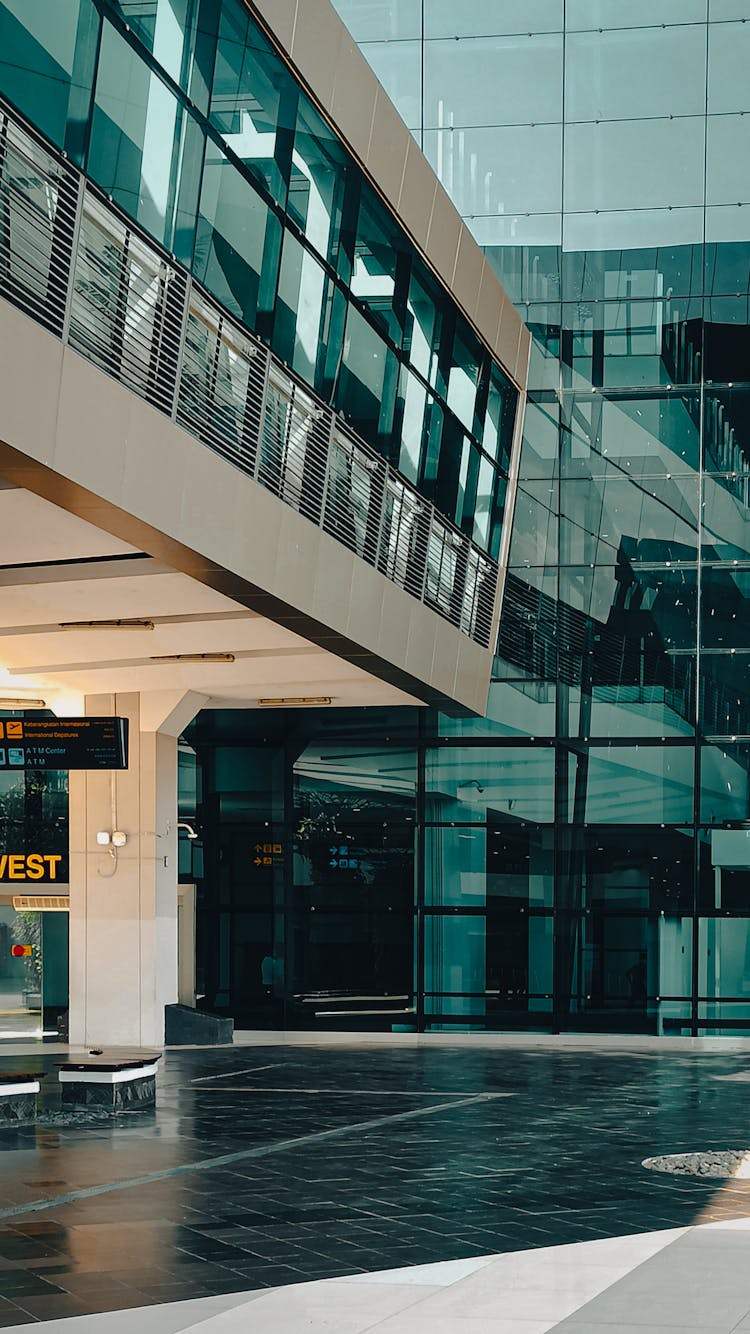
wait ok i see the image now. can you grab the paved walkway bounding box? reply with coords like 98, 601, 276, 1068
8, 1218, 750, 1332
0, 1035, 750, 1326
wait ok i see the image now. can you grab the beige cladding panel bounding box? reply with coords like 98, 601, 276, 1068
247, 0, 528, 393
0, 299, 494, 715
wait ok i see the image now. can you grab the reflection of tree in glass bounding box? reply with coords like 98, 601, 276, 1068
11, 912, 41, 988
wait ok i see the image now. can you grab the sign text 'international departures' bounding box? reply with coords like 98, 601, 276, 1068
0, 717, 128, 770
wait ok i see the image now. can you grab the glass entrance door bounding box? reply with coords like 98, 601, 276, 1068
0, 904, 42, 1039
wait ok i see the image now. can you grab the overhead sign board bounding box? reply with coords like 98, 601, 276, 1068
0, 718, 128, 770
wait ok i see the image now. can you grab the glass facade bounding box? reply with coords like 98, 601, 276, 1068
0, 0, 518, 556
312, 0, 750, 1035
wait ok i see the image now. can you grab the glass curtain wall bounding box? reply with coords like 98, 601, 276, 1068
327, 0, 750, 1034
0, 0, 518, 557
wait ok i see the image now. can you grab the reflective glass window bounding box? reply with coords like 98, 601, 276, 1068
702, 474, 750, 563
424, 0, 562, 37
336, 303, 395, 448
562, 393, 701, 480
564, 119, 705, 214
423, 124, 563, 219
89, 19, 202, 257
294, 743, 417, 823
423, 32, 563, 130
0, 0, 98, 155
699, 655, 750, 739
559, 476, 699, 566
564, 744, 694, 824
567, 0, 707, 26
395, 366, 427, 484
561, 300, 703, 391
557, 828, 694, 912
706, 116, 750, 206
701, 743, 750, 823
109, 0, 200, 96
562, 243, 704, 305
425, 747, 555, 823
273, 231, 328, 384
699, 920, 750, 1003
425, 827, 486, 907
351, 185, 409, 345
508, 484, 558, 569
708, 21, 750, 117
194, 138, 280, 329
331, 0, 422, 40
704, 298, 750, 384
565, 27, 706, 122
289, 101, 350, 274
210, 1, 297, 205
701, 566, 750, 651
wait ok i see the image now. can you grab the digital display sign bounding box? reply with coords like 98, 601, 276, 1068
0, 717, 128, 770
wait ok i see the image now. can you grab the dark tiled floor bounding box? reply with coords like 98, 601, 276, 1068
0, 1043, 749, 1323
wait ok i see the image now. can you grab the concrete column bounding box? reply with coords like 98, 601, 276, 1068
68, 691, 204, 1047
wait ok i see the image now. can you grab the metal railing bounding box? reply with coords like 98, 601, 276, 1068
0, 100, 498, 648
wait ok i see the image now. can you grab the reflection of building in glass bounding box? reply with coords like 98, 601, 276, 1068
303, 0, 750, 1035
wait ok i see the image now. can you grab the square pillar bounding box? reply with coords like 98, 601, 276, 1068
68, 693, 180, 1047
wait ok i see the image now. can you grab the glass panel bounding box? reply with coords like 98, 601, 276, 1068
701, 566, 750, 650
292, 911, 413, 1007
351, 185, 409, 345
704, 299, 750, 385
562, 242, 704, 305
423, 33, 563, 129
294, 743, 417, 823
0, 0, 97, 154
194, 138, 280, 328
331, 0, 422, 40
699, 919, 750, 1003
562, 392, 701, 480
698, 1002, 750, 1034
561, 300, 703, 390
566, 27, 706, 122
438, 680, 557, 739
423, 124, 563, 218
706, 115, 750, 206
509, 483, 558, 568
425, 747, 555, 823
424, 915, 486, 995
699, 655, 750, 739
701, 743, 750, 824
273, 231, 327, 383
89, 19, 197, 253
424, 0, 563, 37
567, 0, 707, 27
295, 825, 414, 911
563, 744, 694, 824
559, 477, 699, 566
708, 20, 750, 116
395, 366, 427, 485
289, 100, 350, 272
210, 1, 297, 205
110, 0, 197, 91
557, 827, 694, 912
425, 827, 486, 906
560, 912, 693, 1031
335, 303, 393, 448
405, 264, 443, 382
564, 119, 705, 214
0, 907, 43, 1039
